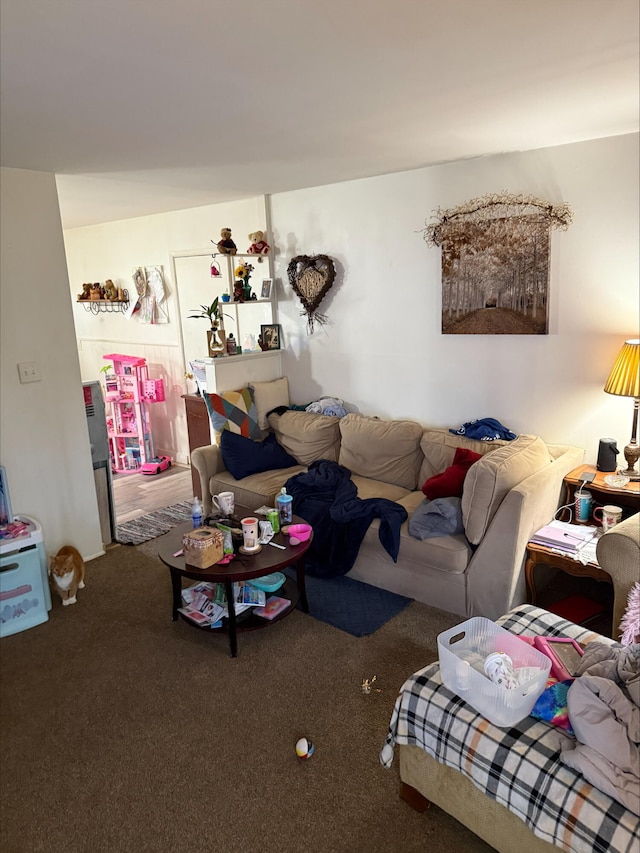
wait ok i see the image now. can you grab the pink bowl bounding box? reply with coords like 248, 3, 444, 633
286, 523, 312, 543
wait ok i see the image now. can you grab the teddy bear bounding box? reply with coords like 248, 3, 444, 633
217, 228, 237, 255
103, 279, 118, 301
89, 283, 103, 301
77, 283, 91, 300
247, 230, 270, 256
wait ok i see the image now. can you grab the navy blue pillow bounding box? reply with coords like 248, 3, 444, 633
220, 430, 298, 480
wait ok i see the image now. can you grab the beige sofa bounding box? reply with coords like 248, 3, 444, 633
191, 411, 583, 620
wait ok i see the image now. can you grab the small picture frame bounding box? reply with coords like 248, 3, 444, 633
260, 279, 273, 299
260, 324, 281, 351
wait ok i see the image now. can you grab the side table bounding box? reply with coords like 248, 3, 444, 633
563, 464, 640, 524
524, 542, 613, 635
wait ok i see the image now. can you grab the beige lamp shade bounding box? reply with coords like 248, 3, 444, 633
604, 339, 640, 479
604, 339, 640, 397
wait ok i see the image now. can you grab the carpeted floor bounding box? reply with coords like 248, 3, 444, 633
0, 540, 494, 853
116, 499, 192, 545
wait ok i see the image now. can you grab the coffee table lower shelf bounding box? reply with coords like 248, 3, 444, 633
174, 576, 299, 634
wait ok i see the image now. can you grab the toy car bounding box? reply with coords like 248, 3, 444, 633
140, 455, 171, 475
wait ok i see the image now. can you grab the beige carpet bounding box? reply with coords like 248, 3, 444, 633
1, 537, 494, 853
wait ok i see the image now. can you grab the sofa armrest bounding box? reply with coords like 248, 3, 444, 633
190, 444, 225, 516
465, 445, 584, 620
596, 512, 640, 640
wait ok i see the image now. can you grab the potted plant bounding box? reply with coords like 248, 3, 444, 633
189, 298, 229, 355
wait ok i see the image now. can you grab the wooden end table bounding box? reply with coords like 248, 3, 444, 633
524, 541, 613, 633
563, 464, 640, 524
157, 512, 312, 657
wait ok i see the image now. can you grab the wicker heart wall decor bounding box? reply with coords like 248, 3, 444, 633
287, 254, 336, 333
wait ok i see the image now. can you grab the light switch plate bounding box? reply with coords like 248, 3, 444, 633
17, 361, 42, 383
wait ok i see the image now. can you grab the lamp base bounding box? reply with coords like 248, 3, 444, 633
621, 440, 640, 480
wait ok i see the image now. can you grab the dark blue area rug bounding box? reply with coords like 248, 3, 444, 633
287, 570, 412, 637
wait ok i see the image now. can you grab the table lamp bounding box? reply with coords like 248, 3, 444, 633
604, 339, 640, 480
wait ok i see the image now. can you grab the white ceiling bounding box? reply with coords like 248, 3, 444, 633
1, 0, 638, 229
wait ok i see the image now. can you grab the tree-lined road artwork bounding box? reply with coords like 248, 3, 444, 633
440, 217, 550, 335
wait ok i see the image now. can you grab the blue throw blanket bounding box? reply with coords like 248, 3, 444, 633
449, 417, 517, 441
285, 460, 408, 578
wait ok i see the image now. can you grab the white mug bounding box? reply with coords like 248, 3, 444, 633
241, 517, 259, 552
593, 504, 623, 533
213, 491, 235, 515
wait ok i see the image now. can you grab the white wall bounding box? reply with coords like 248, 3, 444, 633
270, 134, 639, 460
63, 134, 639, 465
1, 168, 103, 559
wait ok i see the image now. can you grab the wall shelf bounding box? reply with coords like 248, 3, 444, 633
77, 289, 129, 314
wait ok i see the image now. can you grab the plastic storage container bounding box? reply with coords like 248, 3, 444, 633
437, 617, 551, 727
1, 517, 51, 638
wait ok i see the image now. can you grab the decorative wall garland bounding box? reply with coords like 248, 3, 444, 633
287, 254, 336, 334
422, 192, 573, 246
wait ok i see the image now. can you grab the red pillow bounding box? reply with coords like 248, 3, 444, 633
421, 447, 483, 500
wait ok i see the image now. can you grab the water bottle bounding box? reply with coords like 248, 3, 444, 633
191, 497, 203, 529
276, 488, 293, 525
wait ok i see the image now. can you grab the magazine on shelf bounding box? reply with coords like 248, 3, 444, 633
212, 581, 266, 607
255, 596, 291, 620
530, 520, 597, 552
235, 582, 266, 607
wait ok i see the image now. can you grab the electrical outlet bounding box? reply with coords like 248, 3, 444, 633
17, 361, 42, 384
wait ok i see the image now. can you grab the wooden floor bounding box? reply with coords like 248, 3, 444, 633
112, 464, 194, 524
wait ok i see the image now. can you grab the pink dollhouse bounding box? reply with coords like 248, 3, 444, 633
102, 354, 165, 474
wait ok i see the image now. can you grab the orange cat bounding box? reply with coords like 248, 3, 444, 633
49, 545, 86, 606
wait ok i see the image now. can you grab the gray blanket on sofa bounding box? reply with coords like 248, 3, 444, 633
284, 460, 408, 578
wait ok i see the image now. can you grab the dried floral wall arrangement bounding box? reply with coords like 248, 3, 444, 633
422, 193, 573, 335
287, 254, 336, 334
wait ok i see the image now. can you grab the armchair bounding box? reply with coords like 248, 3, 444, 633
595, 512, 640, 639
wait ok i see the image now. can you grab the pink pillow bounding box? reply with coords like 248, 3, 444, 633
422, 447, 482, 500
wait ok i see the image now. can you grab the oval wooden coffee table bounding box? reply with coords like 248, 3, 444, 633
157, 511, 312, 657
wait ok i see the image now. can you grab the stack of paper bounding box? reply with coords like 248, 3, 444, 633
530, 520, 598, 552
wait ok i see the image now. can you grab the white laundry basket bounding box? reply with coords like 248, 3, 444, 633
437, 617, 551, 727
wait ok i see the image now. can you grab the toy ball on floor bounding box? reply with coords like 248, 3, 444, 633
295, 737, 314, 759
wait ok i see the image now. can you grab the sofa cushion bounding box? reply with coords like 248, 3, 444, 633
203, 386, 262, 440
418, 428, 511, 483
249, 377, 290, 429
461, 434, 551, 544
209, 466, 304, 512
338, 414, 423, 490
361, 515, 472, 575
422, 447, 482, 499
220, 430, 297, 480
267, 410, 341, 465
350, 474, 410, 503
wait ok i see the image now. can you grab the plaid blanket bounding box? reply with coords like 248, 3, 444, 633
380, 605, 640, 853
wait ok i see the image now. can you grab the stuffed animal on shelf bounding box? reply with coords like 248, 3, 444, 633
77, 283, 91, 300
89, 283, 103, 301
49, 545, 86, 606
217, 228, 237, 255
247, 230, 270, 258
103, 279, 118, 301
233, 280, 245, 302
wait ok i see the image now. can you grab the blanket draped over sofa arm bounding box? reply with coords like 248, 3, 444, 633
285, 460, 408, 578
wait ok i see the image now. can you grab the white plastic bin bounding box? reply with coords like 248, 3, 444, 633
437, 617, 551, 727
